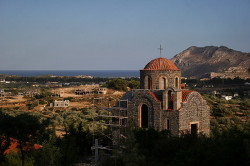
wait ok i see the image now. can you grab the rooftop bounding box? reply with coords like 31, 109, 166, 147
142, 58, 180, 71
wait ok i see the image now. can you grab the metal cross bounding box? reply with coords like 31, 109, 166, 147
91, 139, 102, 162
91, 139, 111, 162
158, 44, 163, 58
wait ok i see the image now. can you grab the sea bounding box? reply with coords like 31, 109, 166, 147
0, 70, 139, 78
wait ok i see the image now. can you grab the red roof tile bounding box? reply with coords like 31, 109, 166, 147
142, 58, 180, 71
181, 90, 194, 102
167, 90, 193, 103
147, 92, 161, 102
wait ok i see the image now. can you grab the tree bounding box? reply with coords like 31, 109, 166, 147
0, 111, 49, 166
128, 80, 140, 89
105, 79, 128, 91
34, 129, 61, 166
60, 123, 92, 165
0, 136, 10, 164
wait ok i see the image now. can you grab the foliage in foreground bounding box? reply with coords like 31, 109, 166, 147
0, 93, 249, 165
101, 125, 250, 166
0, 109, 110, 166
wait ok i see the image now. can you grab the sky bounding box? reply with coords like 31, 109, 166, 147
0, 0, 250, 70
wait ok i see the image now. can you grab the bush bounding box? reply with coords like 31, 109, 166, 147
71, 107, 77, 111
55, 110, 61, 113
48, 107, 54, 111
80, 108, 88, 115
39, 100, 46, 105
2, 152, 34, 166
105, 79, 128, 91
128, 80, 140, 89
242, 99, 250, 108
64, 97, 74, 102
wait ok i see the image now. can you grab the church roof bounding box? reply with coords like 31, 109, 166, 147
142, 57, 180, 71
181, 90, 194, 102
147, 92, 161, 102
147, 90, 194, 103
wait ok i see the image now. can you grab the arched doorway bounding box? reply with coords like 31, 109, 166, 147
140, 104, 149, 128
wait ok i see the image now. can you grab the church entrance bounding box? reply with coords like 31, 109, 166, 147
191, 123, 198, 135
140, 104, 149, 128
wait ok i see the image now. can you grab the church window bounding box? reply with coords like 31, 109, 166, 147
144, 76, 152, 89
175, 77, 179, 88
168, 90, 173, 109
163, 78, 167, 89
159, 77, 167, 89
148, 77, 152, 89
165, 119, 171, 130
140, 104, 149, 128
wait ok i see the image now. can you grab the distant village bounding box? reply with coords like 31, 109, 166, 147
0, 71, 249, 108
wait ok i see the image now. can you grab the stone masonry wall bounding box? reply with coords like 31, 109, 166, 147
179, 92, 210, 136
162, 110, 179, 136
140, 70, 181, 89
127, 91, 162, 130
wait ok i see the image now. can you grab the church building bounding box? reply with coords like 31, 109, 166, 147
119, 57, 210, 136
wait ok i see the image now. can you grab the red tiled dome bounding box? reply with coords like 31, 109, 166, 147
142, 58, 180, 71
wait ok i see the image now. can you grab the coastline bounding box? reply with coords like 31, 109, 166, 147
0, 70, 140, 78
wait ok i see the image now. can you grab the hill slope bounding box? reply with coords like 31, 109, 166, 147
171, 46, 250, 78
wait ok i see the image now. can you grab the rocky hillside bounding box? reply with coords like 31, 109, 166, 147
171, 46, 250, 78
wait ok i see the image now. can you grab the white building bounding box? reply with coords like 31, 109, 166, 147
52, 100, 70, 107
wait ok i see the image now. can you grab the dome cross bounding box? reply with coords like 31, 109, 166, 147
158, 44, 163, 58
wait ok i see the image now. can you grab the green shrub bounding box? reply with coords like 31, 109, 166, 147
2, 152, 34, 166
48, 107, 54, 111
105, 78, 128, 91
71, 107, 77, 111
55, 110, 61, 113
64, 97, 74, 102
39, 100, 46, 105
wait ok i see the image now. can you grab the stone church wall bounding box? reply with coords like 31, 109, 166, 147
140, 70, 181, 89
127, 90, 162, 130
179, 92, 210, 136
162, 110, 179, 136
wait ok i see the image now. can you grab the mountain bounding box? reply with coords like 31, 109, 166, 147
171, 46, 250, 78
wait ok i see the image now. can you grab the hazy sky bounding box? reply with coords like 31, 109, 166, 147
1, 0, 250, 70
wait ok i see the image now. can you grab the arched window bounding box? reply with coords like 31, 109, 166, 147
144, 76, 152, 89
144, 76, 148, 89
175, 77, 179, 88
168, 90, 173, 109
159, 77, 167, 89
165, 119, 171, 130
148, 77, 152, 89
163, 78, 167, 89
140, 104, 149, 128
